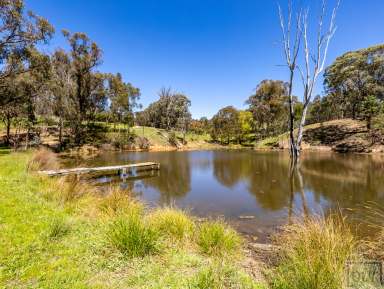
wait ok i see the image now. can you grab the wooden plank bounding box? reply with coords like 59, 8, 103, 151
39, 162, 160, 177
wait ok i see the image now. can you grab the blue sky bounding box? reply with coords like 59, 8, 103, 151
27, 0, 384, 118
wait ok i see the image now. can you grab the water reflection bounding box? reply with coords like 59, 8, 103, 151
72, 150, 384, 239
142, 152, 191, 204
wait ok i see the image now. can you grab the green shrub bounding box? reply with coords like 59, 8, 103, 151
168, 131, 178, 146
148, 207, 194, 240
270, 215, 356, 289
108, 212, 159, 258
47, 216, 70, 240
197, 220, 241, 256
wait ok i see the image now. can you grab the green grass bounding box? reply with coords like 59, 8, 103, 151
131, 126, 171, 146
148, 207, 195, 241
191, 262, 264, 289
0, 151, 260, 288
46, 216, 71, 240
107, 212, 160, 258
100, 122, 212, 147
197, 220, 242, 256
131, 126, 212, 146
102, 123, 213, 147
0, 153, 100, 288
255, 134, 287, 149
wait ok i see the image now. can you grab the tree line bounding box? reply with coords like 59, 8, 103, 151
184, 40, 384, 146
0, 0, 142, 148
1, 0, 383, 153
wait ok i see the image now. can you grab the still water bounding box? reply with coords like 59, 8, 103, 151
66, 150, 384, 241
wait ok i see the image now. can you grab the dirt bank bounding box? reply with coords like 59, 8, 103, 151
256, 119, 384, 153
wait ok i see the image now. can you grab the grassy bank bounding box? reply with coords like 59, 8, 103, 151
0, 150, 263, 288
1, 150, 380, 288
1, 122, 221, 152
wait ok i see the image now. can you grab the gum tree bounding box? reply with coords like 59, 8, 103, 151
62, 30, 104, 144
278, 0, 340, 161
0, 0, 53, 82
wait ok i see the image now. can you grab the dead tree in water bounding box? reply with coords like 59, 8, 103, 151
279, 0, 340, 162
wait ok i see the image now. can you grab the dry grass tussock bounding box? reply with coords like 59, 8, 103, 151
270, 215, 357, 289
54, 175, 97, 203
361, 230, 384, 263
27, 147, 60, 171
358, 203, 384, 262
27, 149, 96, 204
98, 186, 143, 217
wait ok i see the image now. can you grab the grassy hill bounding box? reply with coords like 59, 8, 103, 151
130, 126, 213, 148
105, 125, 220, 151
48, 123, 219, 151
0, 121, 224, 152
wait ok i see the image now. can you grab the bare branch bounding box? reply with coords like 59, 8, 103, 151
292, 9, 303, 66
278, 3, 291, 65
302, 9, 311, 94
281, 0, 341, 160
318, 0, 340, 73
296, 65, 306, 88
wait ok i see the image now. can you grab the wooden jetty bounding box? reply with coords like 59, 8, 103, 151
39, 162, 160, 177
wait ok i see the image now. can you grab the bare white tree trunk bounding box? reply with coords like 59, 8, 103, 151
278, 0, 302, 161
279, 0, 340, 162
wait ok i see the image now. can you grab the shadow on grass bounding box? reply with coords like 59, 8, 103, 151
0, 145, 11, 155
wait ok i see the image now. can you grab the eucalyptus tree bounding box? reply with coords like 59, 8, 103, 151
0, 47, 51, 146
62, 30, 104, 144
278, 0, 340, 161
0, 0, 53, 83
211, 106, 240, 144
189, 117, 210, 135
108, 72, 141, 129
0, 75, 22, 143
174, 93, 191, 143
0, 0, 53, 146
306, 95, 336, 124
139, 88, 192, 133
158, 87, 173, 130
47, 49, 75, 146
360, 96, 383, 130
324, 44, 384, 119
88, 72, 108, 121
238, 110, 254, 143
246, 80, 289, 137
18, 48, 51, 124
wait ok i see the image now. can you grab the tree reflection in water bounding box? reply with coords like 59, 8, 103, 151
78, 150, 384, 238
142, 152, 191, 204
